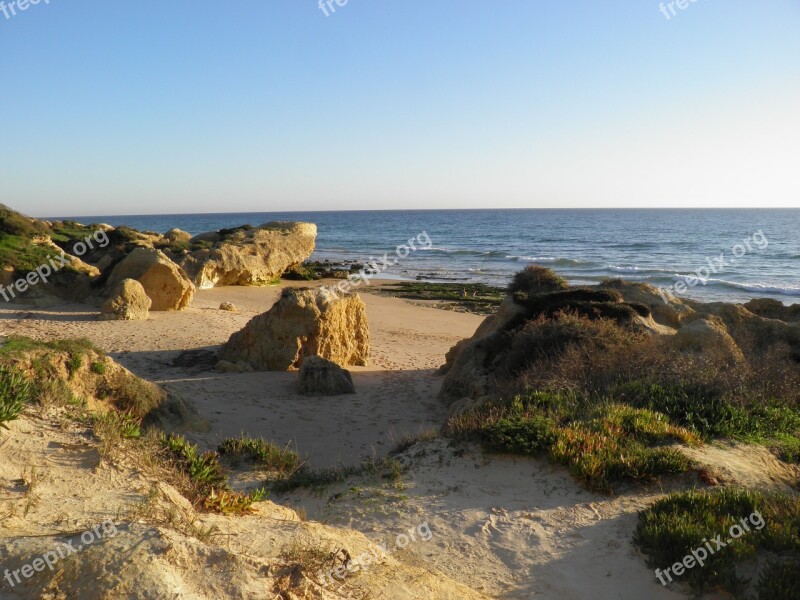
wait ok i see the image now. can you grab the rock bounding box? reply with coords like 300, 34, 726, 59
100, 278, 151, 321
178, 222, 317, 289
298, 356, 356, 396
438, 296, 525, 377
215, 360, 254, 373
673, 317, 745, 363
165, 228, 192, 245
744, 298, 800, 322
105, 248, 195, 311
218, 287, 369, 371
219, 302, 237, 312
600, 279, 693, 327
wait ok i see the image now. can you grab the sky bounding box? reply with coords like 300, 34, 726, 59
2, 1, 799, 217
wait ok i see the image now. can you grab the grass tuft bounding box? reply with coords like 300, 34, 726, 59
0, 366, 33, 429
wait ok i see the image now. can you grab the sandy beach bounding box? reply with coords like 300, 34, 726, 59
0, 281, 484, 468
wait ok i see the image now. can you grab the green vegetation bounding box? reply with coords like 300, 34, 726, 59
449, 391, 697, 492
0, 233, 57, 275
90, 361, 107, 375
0, 336, 163, 420
218, 435, 302, 474
634, 488, 800, 598
379, 282, 505, 314
612, 380, 800, 440
162, 434, 267, 514
0, 335, 99, 357
271, 455, 406, 493
0, 204, 49, 237
0, 366, 33, 429
508, 265, 569, 295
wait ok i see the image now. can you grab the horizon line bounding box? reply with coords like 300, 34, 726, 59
35, 206, 800, 220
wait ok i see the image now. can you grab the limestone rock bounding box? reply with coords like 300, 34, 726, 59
298, 355, 356, 396
744, 298, 800, 322
178, 222, 317, 289
165, 228, 192, 245
600, 279, 694, 327
673, 317, 745, 363
219, 302, 237, 312
106, 248, 194, 311
100, 278, 151, 321
218, 287, 369, 371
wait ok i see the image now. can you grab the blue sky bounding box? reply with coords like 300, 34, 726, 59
2, 1, 799, 217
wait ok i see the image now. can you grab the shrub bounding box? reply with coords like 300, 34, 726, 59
218, 435, 301, 475
635, 488, 800, 595
508, 266, 569, 296
0, 366, 33, 429
483, 416, 557, 455
502, 312, 642, 378
757, 559, 800, 600
0, 204, 49, 237
162, 434, 263, 515
90, 361, 107, 375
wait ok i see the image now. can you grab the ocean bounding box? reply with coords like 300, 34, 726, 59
52, 209, 800, 305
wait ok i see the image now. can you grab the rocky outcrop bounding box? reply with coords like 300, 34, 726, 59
218, 287, 369, 371
165, 228, 192, 245
298, 355, 356, 396
177, 222, 317, 289
100, 278, 151, 321
744, 298, 800, 322
672, 317, 745, 363
105, 248, 194, 311
600, 279, 694, 327
439, 284, 657, 407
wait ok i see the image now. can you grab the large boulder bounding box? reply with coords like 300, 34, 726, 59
100, 278, 151, 321
105, 248, 194, 311
178, 222, 317, 289
218, 287, 369, 371
672, 317, 745, 364
298, 356, 356, 396
164, 228, 192, 245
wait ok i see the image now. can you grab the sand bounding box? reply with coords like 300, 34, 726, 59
3, 280, 790, 599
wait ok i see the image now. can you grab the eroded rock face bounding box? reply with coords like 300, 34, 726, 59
298, 355, 356, 396
218, 287, 369, 371
178, 222, 317, 289
600, 279, 694, 327
672, 317, 745, 363
744, 298, 800, 322
100, 278, 151, 321
106, 248, 194, 311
